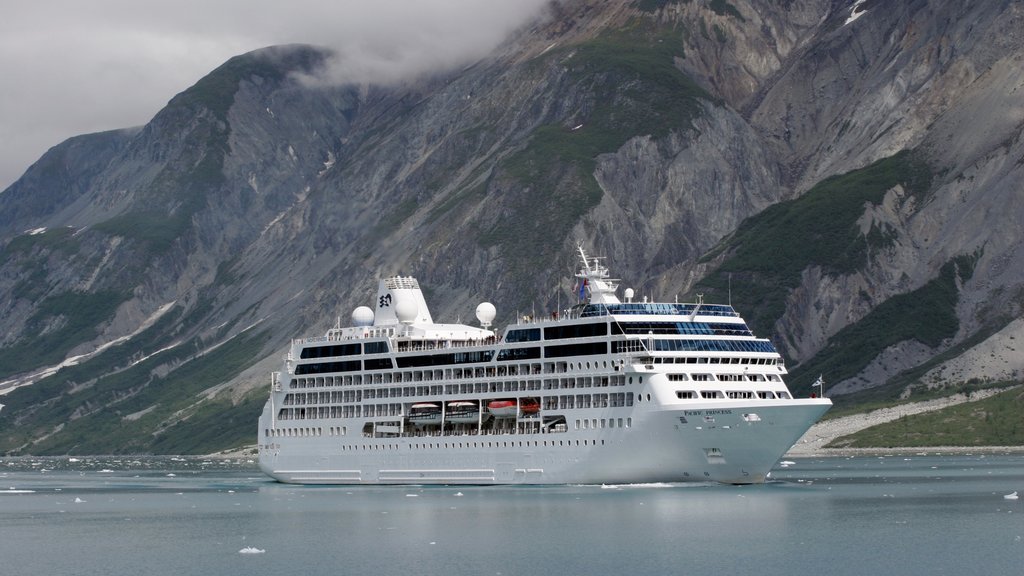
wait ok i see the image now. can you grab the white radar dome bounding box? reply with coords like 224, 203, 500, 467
624, 288, 635, 302
475, 302, 496, 327
394, 297, 419, 325
351, 306, 374, 327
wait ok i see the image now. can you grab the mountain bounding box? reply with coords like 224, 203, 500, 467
1, 0, 1022, 455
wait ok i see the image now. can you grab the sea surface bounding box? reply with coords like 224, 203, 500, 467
1, 454, 1021, 576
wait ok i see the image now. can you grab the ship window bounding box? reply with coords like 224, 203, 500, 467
506, 328, 541, 342
626, 418, 632, 428
544, 322, 608, 340
365, 341, 389, 354
543, 341, 608, 358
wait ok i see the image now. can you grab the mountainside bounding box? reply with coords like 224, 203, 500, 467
1, 0, 1022, 454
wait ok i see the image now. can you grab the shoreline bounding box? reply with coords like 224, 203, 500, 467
786, 386, 1022, 457
785, 445, 1024, 458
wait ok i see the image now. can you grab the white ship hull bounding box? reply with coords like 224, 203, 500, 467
258, 399, 830, 485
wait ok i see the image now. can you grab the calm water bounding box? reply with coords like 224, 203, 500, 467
1, 454, 1021, 576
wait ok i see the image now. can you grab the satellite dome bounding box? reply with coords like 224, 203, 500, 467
475, 302, 496, 327
394, 297, 419, 325
624, 288, 635, 302
351, 306, 374, 327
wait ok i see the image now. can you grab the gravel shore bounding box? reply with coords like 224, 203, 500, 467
786, 386, 1023, 457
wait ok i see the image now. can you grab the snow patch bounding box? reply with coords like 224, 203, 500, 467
844, 0, 868, 26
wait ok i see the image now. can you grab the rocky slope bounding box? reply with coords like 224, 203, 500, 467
1, 0, 1022, 454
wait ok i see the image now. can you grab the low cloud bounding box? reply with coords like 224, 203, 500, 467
0, 0, 550, 191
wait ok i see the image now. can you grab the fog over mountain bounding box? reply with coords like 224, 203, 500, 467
1, 0, 1022, 454
0, 0, 551, 190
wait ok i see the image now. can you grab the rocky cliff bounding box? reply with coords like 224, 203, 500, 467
1, 0, 1022, 454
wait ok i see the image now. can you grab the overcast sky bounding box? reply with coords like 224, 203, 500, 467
0, 0, 550, 191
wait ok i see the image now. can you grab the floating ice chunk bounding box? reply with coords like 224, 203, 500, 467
454, 492, 463, 497
1004, 491, 1019, 500
405, 494, 418, 497
74, 497, 86, 503
239, 547, 265, 554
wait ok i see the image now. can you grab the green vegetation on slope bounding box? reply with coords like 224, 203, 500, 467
2, 227, 78, 256
0, 326, 269, 455
788, 254, 977, 394
699, 151, 933, 331
484, 22, 709, 271
169, 45, 328, 121
828, 386, 1024, 448
693, 150, 952, 396
0, 290, 130, 376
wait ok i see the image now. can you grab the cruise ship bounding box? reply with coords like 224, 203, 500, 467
257, 246, 831, 485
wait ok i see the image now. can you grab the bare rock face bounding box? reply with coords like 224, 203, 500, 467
1, 0, 1023, 453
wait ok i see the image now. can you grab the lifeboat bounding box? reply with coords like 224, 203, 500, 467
408, 403, 441, 426
487, 400, 518, 418
445, 401, 480, 424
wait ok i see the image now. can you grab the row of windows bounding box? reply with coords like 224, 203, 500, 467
282, 391, 634, 412
301, 343, 361, 359
575, 417, 631, 430
396, 350, 495, 368
667, 373, 781, 382
641, 339, 778, 354
295, 360, 362, 375
288, 362, 632, 390
497, 347, 541, 361
581, 303, 738, 318
265, 426, 348, 437
675, 390, 791, 400
298, 339, 772, 375
651, 356, 780, 366
286, 375, 634, 407
299, 340, 390, 359
340, 438, 610, 451
611, 321, 752, 337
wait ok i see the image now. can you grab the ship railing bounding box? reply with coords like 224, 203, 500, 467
394, 337, 499, 353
